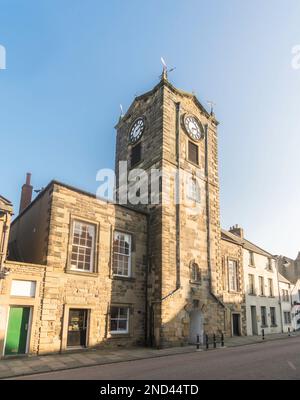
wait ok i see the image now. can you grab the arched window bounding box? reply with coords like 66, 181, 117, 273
187, 178, 200, 203
191, 262, 201, 283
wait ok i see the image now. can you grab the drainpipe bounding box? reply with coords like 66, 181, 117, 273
275, 257, 284, 333
204, 123, 225, 309
145, 213, 150, 345
175, 101, 181, 290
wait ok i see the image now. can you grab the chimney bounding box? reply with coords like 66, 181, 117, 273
229, 224, 244, 239
19, 173, 33, 214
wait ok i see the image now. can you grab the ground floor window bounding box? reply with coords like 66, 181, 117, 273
67, 308, 89, 348
261, 306, 267, 327
284, 311, 291, 325
270, 307, 277, 326
110, 306, 129, 334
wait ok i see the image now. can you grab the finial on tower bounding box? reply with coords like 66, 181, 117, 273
160, 57, 168, 80
207, 100, 216, 116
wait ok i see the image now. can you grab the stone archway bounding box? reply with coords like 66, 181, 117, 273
189, 309, 204, 344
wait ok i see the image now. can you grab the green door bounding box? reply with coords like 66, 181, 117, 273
5, 307, 30, 355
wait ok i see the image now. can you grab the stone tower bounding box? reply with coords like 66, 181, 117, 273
115, 72, 225, 347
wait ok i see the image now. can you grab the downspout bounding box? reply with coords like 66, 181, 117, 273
175, 101, 181, 290
275, 257, 284, 333
204, 123, 225, 308
145, 213, 150, 345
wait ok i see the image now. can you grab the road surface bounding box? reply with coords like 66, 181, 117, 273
14, 336, 300, 380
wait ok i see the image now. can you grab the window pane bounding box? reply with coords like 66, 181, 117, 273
113, 232, 131, 277
188, 141, 199, 164
70, 221, 95, 272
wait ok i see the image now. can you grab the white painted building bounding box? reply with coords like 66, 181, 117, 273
244, 247, 281, 336
278, 273, 293, 333
227, 226, 282, 336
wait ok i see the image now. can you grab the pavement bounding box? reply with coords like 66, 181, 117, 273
16, 335, 300, 380
1, 331, 299, 380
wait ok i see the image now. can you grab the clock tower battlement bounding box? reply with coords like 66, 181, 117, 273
115, 73, 225, 348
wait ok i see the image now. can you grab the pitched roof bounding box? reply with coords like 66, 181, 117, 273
278, 273, 291, 284
221, 228, 274, 258
0, 194, 12, 206
115, 75, 218, 129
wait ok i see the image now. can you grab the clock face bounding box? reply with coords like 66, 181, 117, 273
129, 117, 145, 144
184, 115, 203, 141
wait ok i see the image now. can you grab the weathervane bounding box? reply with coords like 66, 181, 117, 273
160, 57, 176, 79
120, 104, 124, 118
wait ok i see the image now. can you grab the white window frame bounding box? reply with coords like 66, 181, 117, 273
10, 280, 36, 297
70, 220, 95, 273
110, 307, 129, 334
112, 231, 132, 277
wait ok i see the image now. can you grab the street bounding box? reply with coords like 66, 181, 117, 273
14, 336, 300, 380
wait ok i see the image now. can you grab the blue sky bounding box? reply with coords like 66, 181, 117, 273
1, 0, 300, 257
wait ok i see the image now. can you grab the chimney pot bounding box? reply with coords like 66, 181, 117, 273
229, 224, 244, 239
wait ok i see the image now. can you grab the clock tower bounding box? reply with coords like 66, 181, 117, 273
115, 71, 225, 347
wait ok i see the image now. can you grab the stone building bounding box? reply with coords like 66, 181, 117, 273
1, 72, 286, 357
115, 71, 225, 347
220, 228, 246, 336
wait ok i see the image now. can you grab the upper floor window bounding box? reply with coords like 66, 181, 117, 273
228, 260, 239, 292
131, 142, 142, 167
267, 258, 273, 271
191, 262, 201, 283
268, 278, 274, 297
188, 141, 199, 165
259, 276, 265, 296
248, 274, 255, 295
187, 178, 200, 203
249, 251, 255, 267
282, 289, 289, 302
113, 231, 132, 277
70, 221, 95, 272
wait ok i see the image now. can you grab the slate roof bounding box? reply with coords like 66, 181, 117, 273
221, 228, 274, 258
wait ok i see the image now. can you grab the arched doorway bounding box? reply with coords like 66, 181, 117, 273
189, 309, 203, 344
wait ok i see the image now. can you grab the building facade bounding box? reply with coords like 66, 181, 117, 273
1, 73, 296, 357
278, 273, 293, 333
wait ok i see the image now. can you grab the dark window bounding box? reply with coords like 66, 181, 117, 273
131, 143, 141, 167
191, 263, 201, 283
270, 307, 277, 326
188, 141, 199, 165
261, 306, 267, 326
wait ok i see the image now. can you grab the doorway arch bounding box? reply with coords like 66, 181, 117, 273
189, 309, 203, 344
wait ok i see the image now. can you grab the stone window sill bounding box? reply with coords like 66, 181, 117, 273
109, 333, 132, 339
270, 324, 278, 327
261, 325, 269, 328
190, 280, 201, 286
65, 269, 98, 277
